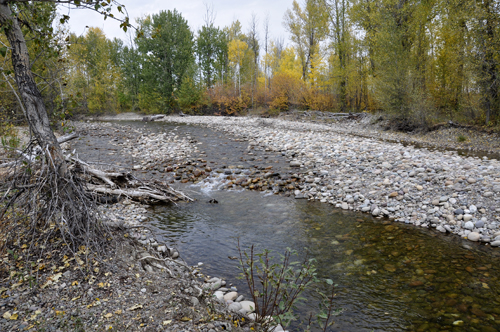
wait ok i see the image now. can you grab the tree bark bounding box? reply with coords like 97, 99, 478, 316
0, 1, 66, 175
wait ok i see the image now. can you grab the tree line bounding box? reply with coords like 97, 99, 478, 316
1, 0, 500, 128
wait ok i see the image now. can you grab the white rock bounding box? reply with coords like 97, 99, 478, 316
213, 291, 224, 300
468, 232, 481, 242
240, 301, 256, 312
464, 221, 474, 230
228, 302, 242, 312
223, 292, 238, 301
463, 214, 473, 222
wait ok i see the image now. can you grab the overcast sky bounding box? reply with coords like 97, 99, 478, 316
59, 0, 292, 46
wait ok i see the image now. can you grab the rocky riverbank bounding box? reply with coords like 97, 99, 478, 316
0, 121, 264, 332
143, 115, 500, 246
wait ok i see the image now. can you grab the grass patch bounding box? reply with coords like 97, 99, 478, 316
457, 135, 468, 142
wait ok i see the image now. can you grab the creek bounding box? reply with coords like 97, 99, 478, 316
99, 121, 500, 332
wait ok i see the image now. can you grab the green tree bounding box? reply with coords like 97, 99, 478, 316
196, 24, 228, 88
137, 9, 194, 112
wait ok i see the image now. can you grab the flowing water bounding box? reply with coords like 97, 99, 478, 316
101, 121, 500, 331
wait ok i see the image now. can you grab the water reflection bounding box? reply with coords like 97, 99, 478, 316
148, 188, 500, 332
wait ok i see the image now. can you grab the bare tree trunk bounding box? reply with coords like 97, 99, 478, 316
0, 1, 66, 175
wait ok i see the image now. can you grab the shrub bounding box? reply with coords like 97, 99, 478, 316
237, 242, 338, 332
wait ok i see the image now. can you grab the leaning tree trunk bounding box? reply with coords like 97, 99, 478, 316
0, 1, 66, 176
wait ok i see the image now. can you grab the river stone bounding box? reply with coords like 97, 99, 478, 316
213, 291, 224, 300
484, 191, 494, 197
389, 192, 398, 198
467, 178, 477, 184
436, 226, 446, 233
469, 205, 477, 213
223, 292, 238, 301
342, 202, 349, 210
449, 198, 457, 204
454, 209, 464, 215
490, 241, 500, 247
464, 221, 474, 230
475, 220, 485, 228
240, 301, 256, 312
468, 232, 481, 242
228, 302, 242, 312
494, 186, 500, 193
463, 214, 473, 222
290, 160, 301, 167
372, 208, 381, 216
440, 196, 449, 202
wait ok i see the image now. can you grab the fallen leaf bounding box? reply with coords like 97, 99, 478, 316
104, 313, 113, 318
126, 304, 143, 311
98, 282, 104, 288
72, 281, 79, 286
181, 317, 191, 321
114, 309, 122, 315
76, 257, 84, 265
162, 320, 172, 325
71, 296, 81, 301
3, 311, 11, 319
11, 282, 23, 289
51, 273, 62, 283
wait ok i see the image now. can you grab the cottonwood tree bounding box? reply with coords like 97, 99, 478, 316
137, 9, 194, 111
0, 0, 130, 175
0, 0, 132, 254
284, 0, 329, 82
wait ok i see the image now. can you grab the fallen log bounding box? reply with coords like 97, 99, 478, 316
86, 184, 183, 204
142, 115, 165, 122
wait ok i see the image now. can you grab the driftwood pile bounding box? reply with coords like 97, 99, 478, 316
142, 114, 165, 122
0, 132, 192, 205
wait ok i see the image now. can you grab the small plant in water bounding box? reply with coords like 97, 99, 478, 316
237, 241, 338, 331
457, 135, 467, 142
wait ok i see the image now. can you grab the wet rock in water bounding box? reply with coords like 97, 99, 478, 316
490, 241, 500, 247
468, 232, 481, 242
384, 264, 396, 272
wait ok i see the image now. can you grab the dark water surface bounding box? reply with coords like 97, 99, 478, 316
150, 188, 500, 332
98, 121, 500, 332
